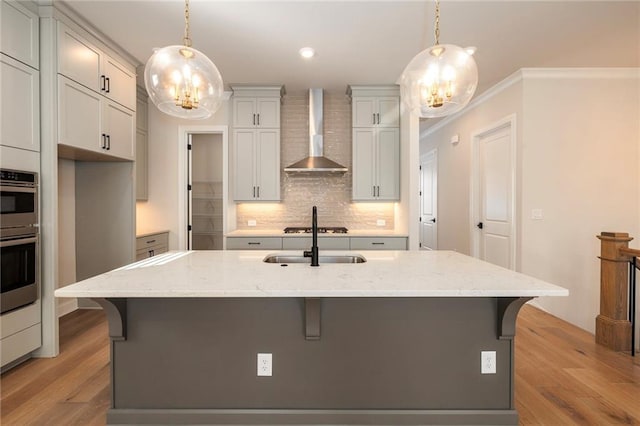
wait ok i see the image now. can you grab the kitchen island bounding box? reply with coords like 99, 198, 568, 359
55, 250, 568, 425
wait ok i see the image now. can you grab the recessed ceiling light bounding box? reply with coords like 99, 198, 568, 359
299, 47, 316, 59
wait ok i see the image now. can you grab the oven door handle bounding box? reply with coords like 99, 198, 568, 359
0, 235, 38, 247
0, 184, 37, 193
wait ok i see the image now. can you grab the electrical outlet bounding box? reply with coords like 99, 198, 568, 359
257, 353, 272, 376
248, 220, 257, 227
376, 219, 386, 226
481, 351, 496, 374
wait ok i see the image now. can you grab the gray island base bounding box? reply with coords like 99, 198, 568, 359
55, 250, 568, 425
97, 296, 529, 425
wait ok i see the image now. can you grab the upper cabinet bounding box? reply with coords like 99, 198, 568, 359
56, 22, 136, 161
231, 85, 284, 202
57, 23, 136, 111
348, 85, 400, 201
136, 86, 148, 200
352, 97, 400, 128
0, 0, 39, 69
0, 1, 40, 152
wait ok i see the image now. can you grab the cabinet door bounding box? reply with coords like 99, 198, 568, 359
377, 97, 400, 127
103, 55, 136, 111
104, 100, 135, 160
352, 129, 376, 200
352, 98, 376, 127
0, 0, 39, 69
57, 23, 101, 93
0, 54, 39, 151
256, 129, 280, 200
233, 130, 256, 200
58, 76, 102, 153
136, 92, 148, 131
233, 98, 257, 127
136, 129, 148, 200
376, 128, 400, 200
256, 98, 279, 128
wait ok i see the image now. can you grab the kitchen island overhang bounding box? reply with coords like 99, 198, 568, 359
55, 250, 568, 426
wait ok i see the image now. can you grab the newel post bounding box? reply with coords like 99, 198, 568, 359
596, 232, 632, 351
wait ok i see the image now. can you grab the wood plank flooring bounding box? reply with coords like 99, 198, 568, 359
1, 305, 639, 425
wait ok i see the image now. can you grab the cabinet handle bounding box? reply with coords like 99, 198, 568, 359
248, 242, 261, 245
257, 114, 260, 126
105, 77, 110, 93
253, 186, 256, 198
106, 134, 111, 150
372, 113, 376, 125
257, 186, 260, 198
101, 75, 106, 91
253, 114, 256, 125
372, 186, 375, 197
377, 186, 380, 197
101, 133, 107, 149
372, 242, 385, 245
146, 239, 156, 244
377, 113, 380, 124
149, 249, 155, 256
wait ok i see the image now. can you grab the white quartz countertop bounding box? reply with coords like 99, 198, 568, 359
55, 250, 568, 299
225, 230, 409, 237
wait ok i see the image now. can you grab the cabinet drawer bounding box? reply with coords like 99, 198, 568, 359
1, 322, 40, 367
136, 232, 169, 260
350, 237, 407, 250
226, 237, 282, 250
282, 237, 350, 250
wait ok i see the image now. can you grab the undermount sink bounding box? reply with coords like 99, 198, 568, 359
263, 254, 367, 264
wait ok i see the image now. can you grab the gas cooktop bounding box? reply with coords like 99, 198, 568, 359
283, 227, 348, 234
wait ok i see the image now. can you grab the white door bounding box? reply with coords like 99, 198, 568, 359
474, 120, 514, 269
187, 133, 193, 249
420, 149, 437, 250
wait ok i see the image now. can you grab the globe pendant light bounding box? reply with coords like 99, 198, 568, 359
400, 0, 478, 118
144, 0, 223, 120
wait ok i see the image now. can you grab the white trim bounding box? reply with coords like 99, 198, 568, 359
470, 114, 517, 270
177, 125, 229, 250
421, 67, 639, 138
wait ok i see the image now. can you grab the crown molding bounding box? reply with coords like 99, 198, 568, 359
420, 67, 639, 138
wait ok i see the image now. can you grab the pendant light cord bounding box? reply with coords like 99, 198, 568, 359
434, 0, 440, 45
183, 0, 192, 47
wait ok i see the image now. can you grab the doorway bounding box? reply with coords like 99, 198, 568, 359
188, 134, 224, 250
420, 149, 437, 250
471, 115, 516, 270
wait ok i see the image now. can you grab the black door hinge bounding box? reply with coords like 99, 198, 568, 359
188, 225, 192, 231
187, 144, 192, 150
188, 184, 192, 191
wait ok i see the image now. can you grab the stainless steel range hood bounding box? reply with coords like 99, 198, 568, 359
284, 89, 348, 173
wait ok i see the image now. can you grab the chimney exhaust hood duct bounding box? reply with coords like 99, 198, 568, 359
284, 89, 348, 173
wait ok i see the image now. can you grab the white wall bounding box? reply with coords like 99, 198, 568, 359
136, 100, 229, 248
57, 159, 77, 316
420, 68, 640, 340
420, 78, 525, 257
520, 70, 640, 334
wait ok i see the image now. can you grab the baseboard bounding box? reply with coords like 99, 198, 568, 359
57, 298, 78, 317
107, 408, 519, 425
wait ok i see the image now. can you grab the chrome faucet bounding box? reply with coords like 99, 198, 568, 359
303, 205, 320, 266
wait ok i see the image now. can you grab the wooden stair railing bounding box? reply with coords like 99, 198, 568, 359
596, 232, 638, 356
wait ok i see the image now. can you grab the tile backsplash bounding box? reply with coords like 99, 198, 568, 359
235, 93, 394, 230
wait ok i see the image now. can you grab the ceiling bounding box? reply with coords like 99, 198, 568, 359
62, 0, 639, 102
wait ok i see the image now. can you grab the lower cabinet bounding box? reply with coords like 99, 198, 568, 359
281, 237, 350, 250
0, 301, 41, 368
226, 236, 407, 250
226, 237, 282, 250
136, 231, 169, 261
350, 237, 407, 250
58, 75, 134, 160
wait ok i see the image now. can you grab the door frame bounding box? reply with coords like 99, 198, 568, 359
470, 114, 517, 270
178, 125, 230, 250
419, 148, 438, 250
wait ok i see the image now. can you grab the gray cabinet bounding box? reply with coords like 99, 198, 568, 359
226, 237, 283, 250
136, 231, 169, 261
348, 85, 400, 201
231, 85, 283, 202
136, 86, 148, 200
281, 237, 350, 250
350, 236, 407, 250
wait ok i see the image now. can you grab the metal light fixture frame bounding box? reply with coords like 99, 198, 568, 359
400, 0, 478, 118
144, 0, 224, 120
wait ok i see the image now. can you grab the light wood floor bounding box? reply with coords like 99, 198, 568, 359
1, 305, 639, 425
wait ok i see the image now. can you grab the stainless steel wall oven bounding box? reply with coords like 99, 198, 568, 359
1, 169, 39, 314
